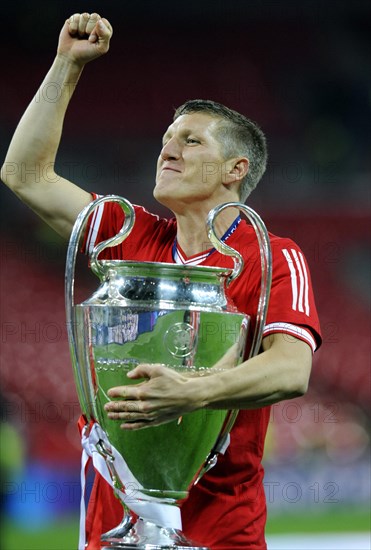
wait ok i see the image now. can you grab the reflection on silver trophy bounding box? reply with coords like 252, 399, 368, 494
65, 195, 272, 549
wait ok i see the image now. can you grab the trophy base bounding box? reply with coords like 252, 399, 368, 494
101, 517, 209, 550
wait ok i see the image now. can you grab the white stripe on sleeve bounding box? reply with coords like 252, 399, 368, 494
263, 322, 317, 352
282, 249, 298, 312
291, 248, 305, 313
298, 251, 310, 316
282, 248, 311, 317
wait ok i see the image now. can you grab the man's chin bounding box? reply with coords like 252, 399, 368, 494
153, 186, 172, 208
154, 187, 183, 216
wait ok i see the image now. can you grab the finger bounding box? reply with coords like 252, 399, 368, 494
120, 420, 154, 431
78, 12, 91, 37
107, 385, 137, 398
68, 13, 81, 35
101, 18, 113, 36
106, 402, 154, 425
107, 407, 141, 420
120, 413, 177, 431
104, 400, 141, 413
127, 363, 157, 379
94, 18, 112, 43
86, 12, 101, 37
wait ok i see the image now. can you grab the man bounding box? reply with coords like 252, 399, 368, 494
2, 13, 321, 549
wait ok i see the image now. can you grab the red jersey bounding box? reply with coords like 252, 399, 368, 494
82, 199, 321, 549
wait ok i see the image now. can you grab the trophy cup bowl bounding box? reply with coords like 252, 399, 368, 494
65, 196, 272, 550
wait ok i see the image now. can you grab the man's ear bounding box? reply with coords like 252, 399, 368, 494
223, 157, 249, 186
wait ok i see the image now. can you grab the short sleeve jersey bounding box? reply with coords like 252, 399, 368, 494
83, 198, 321, 549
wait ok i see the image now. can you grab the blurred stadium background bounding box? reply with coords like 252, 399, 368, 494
0, 1, 370, 549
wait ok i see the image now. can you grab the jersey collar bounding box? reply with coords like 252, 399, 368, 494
172, 216, 241, 266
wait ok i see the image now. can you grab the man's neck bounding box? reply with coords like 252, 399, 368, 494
175, 206, 240, 258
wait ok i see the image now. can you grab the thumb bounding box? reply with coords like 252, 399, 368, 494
90, 18, 112, 43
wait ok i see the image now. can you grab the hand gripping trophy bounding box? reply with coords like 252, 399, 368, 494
65, 195, 272, 550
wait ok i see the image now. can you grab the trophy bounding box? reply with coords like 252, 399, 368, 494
65, 196, 272, 549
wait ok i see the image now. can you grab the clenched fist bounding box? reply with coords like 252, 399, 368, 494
57, 13, 113, 66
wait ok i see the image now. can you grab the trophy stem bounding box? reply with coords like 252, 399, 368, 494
101, 517, 209, 550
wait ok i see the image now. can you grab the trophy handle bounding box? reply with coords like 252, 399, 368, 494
199, 202, 272, 477
207, 206, 243, 283
65, 195, 135, 419
89, 197, 135, 279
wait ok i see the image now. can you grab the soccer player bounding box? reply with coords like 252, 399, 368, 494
1, 13, 321, 549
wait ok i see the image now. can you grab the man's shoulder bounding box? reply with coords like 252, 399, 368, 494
132, 204, 176, 232
233, 219, 300, 254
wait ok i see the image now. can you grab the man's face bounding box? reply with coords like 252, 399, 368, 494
154, 112, 228, 210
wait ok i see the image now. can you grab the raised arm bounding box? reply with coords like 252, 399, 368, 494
1, 13, 113, 239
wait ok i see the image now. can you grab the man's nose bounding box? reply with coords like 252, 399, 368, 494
160, 137, 181, 160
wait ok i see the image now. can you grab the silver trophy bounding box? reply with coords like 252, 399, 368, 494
65, 196, 272, 549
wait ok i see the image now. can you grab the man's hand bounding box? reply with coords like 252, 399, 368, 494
57, 13, 113, 66
104, 364, 205, 430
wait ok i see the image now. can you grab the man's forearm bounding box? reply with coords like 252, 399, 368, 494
197, 335, 312, 410
1, 56, 83, 189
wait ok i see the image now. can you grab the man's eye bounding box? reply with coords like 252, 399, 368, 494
186, 138, 200, 144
